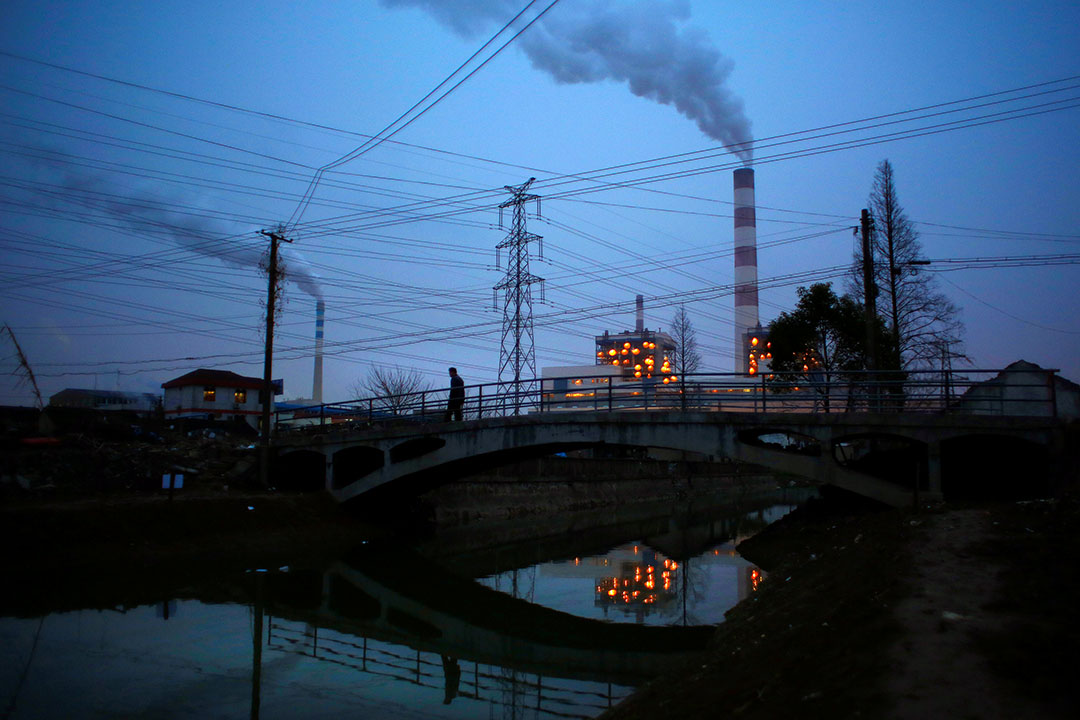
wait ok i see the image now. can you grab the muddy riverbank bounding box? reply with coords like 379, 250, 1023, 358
601, 495, 1080, 719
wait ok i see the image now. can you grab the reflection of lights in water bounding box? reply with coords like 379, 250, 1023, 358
595, 558, 677, 611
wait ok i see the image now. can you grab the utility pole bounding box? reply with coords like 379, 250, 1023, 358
258, 224, 291, 487
860, 209, 878, 381
493, 178, 544, 415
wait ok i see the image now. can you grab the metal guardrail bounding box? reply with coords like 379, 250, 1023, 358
274, 367, 1060, 432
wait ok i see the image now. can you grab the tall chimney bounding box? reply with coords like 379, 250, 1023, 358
733, 168, 758, 373
635, 294, 644, 332
312, 300, 325, 403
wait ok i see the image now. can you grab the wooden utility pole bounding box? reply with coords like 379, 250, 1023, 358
258, 225, 290, 487
860, 209, 881, 410
860, 209, 878, 374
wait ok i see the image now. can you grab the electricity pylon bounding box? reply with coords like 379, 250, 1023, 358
493, 178, 544, 415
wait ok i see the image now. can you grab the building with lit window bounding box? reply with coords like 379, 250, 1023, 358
161, 368, 280, 430
743, 325, 772, 377
541, 326, 686, 410
594, 329, 678, 381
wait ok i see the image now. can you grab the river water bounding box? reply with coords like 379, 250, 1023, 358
0, 488, 811, 719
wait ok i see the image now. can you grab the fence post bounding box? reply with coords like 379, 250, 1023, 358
367, 398, 373, 421
761, 373, 767, 412
608, 383, 613, 412
478, 385, 483, 419
680, 374, 687, 412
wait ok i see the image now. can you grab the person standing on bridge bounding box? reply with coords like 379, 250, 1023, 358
444, 367, 465, 421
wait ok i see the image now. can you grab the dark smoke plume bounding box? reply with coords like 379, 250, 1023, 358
383, 0, 753, 160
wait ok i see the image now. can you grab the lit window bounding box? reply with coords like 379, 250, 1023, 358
234, 389, 247, 403
203, 386, 216, 402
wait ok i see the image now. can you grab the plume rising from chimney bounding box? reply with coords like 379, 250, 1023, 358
383, 0, 754, 161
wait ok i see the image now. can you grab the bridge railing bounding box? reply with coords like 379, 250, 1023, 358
267, 618, 631, 717
273, 366, 1060, 432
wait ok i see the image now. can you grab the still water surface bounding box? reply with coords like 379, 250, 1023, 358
1, 496, 804, 719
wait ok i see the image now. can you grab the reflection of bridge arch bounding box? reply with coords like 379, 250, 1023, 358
278, 410, 1065, 507
265, 548, 715, 687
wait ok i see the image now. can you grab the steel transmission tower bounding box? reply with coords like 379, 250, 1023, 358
493, 178, 544, 415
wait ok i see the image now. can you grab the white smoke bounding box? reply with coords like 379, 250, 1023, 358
58, 168, 324, 299
383, 0, 753, 160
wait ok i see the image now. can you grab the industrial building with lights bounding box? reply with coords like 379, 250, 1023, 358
542, 296, 684, 408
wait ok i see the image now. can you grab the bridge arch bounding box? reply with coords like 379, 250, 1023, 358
278, 410, 1066, 508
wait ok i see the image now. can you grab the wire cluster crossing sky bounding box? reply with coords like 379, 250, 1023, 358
1, 0, 1078, 406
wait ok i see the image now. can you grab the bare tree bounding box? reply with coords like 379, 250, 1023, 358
670, 305, 701, 373
350, 365, 432, 416
850, 160, 963, 370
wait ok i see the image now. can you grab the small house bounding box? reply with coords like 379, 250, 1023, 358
162, 369, 279, 430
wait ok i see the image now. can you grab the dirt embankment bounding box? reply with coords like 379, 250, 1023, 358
601, 496, 1080, 720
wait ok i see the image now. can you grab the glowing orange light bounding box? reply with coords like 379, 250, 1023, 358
634, 371, 641, 378
621, 348, 628, 355
671, 376, 678, 382
608, 349, 617, 356
624, 342, 631, 348
751, 337, 759, 347
612, 360, 619, 366
608, 589, 617, 596
749, 367, 757, 375
632, 348, 640, 355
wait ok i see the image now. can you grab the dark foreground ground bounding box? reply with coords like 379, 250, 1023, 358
2, 490, 1078, 719
603, 494, 1080, 720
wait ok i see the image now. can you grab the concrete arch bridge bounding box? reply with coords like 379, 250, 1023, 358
276, 409, 1066, 508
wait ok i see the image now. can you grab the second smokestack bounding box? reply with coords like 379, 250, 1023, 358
635, 294, 644, 332
313, 300, 325, 404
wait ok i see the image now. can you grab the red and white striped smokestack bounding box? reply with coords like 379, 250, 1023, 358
733, 168, 758, 373
635, 294, 644, 332
312, 300, 325, 404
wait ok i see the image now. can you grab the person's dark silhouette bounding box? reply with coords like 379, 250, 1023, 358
444, 367, 464, 421
441, 654, 461, 704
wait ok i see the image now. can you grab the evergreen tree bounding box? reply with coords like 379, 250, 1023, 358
850, 160, 964, 369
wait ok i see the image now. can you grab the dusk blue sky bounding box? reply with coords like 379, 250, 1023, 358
2, 1, 1078, 406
